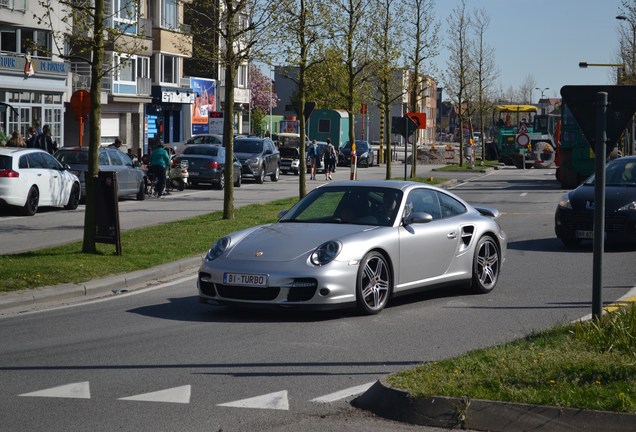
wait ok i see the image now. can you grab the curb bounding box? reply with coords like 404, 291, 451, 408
0, 256, 201, 311
352, 378, 636, 432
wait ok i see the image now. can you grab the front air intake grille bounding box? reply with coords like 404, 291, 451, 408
216, 284, 280, 301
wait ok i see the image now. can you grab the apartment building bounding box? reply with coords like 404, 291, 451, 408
0, 0, 70, 145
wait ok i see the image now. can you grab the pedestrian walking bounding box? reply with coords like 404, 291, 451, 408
109, 137, 123, 149
148, 140, 171, 197
25, 127, 37, 148
37, 125, 57, 154
324, 138, 336, 180
308, 139, 320, 180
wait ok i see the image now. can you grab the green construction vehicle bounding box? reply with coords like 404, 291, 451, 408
490, 105, 557, 169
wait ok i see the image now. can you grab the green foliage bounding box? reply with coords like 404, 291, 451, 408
0, 197, 298, 292
251, 107, 266, 137
388, 308, 636, 413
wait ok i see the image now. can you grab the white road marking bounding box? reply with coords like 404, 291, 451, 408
310, 382, 375, 403
19, 381, 91, 399
118, 385, 191, 404
217, 390, 289, 410
520, 192, 528, 197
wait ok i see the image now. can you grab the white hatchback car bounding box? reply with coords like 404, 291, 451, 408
0, 147, 81, 216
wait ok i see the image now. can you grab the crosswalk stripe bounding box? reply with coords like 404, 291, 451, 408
217, 390, 289, 410
310, 382, 375, 403
19, 381, 91, 399
118, 385, 191, 404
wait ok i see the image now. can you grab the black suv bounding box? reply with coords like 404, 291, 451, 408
233, 137, 280, 184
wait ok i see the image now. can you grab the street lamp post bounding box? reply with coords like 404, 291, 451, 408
269, 66, 273, 138
535, 87, 549, 114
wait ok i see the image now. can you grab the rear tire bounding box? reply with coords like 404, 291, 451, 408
22, 187, 39, 216
471, 236, 500, 294
64, 183, 80, 210
217, 172, 225, 190
270, 165, 279, 182
234, 172, 241, 188
137, 181, 146, 200
356, 251, 391, 315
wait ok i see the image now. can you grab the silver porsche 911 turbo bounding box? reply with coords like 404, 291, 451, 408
198, 180, 507, 315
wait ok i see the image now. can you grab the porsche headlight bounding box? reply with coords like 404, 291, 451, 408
618, 201, 636, 211
557, 193, 572, 209
310, 241, 341, 266
207, 236, 231, 261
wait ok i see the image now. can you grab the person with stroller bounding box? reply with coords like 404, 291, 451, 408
148, 139, 171, 198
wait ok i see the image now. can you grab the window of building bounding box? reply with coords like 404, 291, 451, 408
114, 55, 136, 83
237, 64, 247, 88
163, 0, 178, 29
137, 56, 150, 79
0, 29, 17, 53
20, 30, 51, 57
113, 0, 138, 34
161, 54, 178, 84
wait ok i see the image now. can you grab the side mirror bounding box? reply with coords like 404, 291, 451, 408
403, 212, 433, 225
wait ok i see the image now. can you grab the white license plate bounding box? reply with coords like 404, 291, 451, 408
189, 171, 199, 176
575, 230, 594, 239
223, 272, 268, 287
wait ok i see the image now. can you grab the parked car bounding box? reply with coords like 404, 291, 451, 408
54, 147, 147, 201
173, 134, 224, 155
0, 147, 81, 216
197, 180, 507, 315
338, 140, 374, 167
555, 156, 636, 247
234, 137, 280, 184
277, 132, 309, 175
176, 144, 241, 189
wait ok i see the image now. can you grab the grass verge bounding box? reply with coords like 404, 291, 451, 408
0, 197, 298, 293
388, 303, 636, 413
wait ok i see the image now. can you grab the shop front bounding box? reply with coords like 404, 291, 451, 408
146, 86, 194, 153
0, 54, 70, 146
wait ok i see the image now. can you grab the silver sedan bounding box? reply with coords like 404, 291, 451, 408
198, 180, 507, 315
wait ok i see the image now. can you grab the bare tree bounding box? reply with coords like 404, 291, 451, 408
444, 0, 471, 167
270, 0, 328, 198
403, 0, 440, 177
618, 0, 636, 82
326, 0, 373, 153
185, 0, 278, 219
470, 7, 498, 159
518, 74, 537, 104
37, 0, 150, 253
367, 0, 405, 180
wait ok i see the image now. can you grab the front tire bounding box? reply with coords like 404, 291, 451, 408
356, 251, 391, 315
234, 172, 242, 187
64, 183, 80, 210
256, 166, 265, 184
22, 186, 39, 216
217, 172, 225, 190
471, 236, 500, 294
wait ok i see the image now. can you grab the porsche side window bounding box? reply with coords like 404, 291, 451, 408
438, 192, 467, 218
405, 189, 441, 219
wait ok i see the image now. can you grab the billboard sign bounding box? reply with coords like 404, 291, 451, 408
191, 77, 217, 135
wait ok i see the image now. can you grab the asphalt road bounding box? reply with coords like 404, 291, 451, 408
1, 166, 634, 431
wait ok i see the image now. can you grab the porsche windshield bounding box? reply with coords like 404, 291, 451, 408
280, 186, 403, 227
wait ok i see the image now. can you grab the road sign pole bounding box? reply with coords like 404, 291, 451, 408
592, 92, 608, 320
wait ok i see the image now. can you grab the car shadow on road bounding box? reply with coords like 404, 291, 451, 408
128, 284, 472, 323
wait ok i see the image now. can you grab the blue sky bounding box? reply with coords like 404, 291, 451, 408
432, 0, 625, 101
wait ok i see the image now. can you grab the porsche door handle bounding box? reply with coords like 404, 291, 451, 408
447, 232, 457, 239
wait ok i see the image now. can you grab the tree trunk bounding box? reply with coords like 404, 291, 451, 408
82, 0, 105, 254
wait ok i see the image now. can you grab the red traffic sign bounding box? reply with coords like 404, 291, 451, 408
405, 112, 427, 129
516, 133, 530, 147
70, 90, 91, 117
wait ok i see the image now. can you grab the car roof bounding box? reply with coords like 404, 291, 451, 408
0, 147, 47, 155
316, 179, 440, 193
